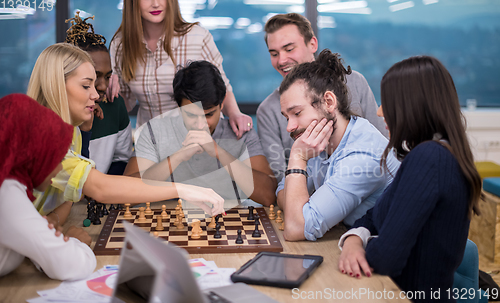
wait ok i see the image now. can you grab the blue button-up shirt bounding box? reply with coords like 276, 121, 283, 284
277, 117, 400, 241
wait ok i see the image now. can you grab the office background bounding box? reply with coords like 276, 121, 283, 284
1, 0, 499, 112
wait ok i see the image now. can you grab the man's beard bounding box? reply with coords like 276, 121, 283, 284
290, 111, 337, 141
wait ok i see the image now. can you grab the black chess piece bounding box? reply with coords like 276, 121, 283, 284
86, 202, 93, 220
109, 204, 116, 211
252, 218, 261, 238
84, 202, 93, 227
247, 206, 255, 220
97, 203, 104, 218
235, 229, 244, 244
117, 204, 123, 210
102, 204, 109, 216
215, 214, 221, 224
92, 206, 101, 225
214, 222, 222, 239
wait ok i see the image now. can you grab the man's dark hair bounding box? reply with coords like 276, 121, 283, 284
173, 60, 226, 110
279, 49, 354, 120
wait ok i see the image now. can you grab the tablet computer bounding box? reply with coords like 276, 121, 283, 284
230, 252, 323, 289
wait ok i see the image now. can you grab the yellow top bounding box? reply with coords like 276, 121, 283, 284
33, 127, 95, 215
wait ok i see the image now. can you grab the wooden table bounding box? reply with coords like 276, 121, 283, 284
0, 201, 409, 302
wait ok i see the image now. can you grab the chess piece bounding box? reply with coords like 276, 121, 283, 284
191, 219, 202, 239
279, 221, 285, 231
235, 229, 244, 244
268, 205, 276, 220
155, 215, 164, 231
214, 222, 222, 239
97, 203, 104, 218
252, 218, 261, 238
276, 210, 283, 223
83, 218, 91, 227
117, 204, 123, 210
247, 206, 255, 220
138, 207, 147, 222
161, 205, 168, 219
123, 203, 133, 219
175, 214, 184, 229
86, 201, 94, 220
102, 203, 109, 216
109, 204, 116, 211
145, 202, 153, 215
208, 216, 216, 229
92, 205, 101, 225
178, 199, 182, 209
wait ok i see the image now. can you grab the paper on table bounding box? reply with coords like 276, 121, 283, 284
27, 266, 124, 303
197, 268, 236, 291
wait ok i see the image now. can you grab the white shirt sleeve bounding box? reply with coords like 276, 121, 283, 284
0, 180, 96, 281
338, 227, 378, 250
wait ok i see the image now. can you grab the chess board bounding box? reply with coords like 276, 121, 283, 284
93, 207, 283, 255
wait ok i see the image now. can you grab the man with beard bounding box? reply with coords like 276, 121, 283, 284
257, 13, 388, 183
277, 50, 400, 242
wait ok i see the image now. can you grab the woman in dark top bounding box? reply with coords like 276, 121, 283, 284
338, 55, 482, 302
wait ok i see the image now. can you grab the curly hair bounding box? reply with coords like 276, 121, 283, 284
65, 11, 107, 52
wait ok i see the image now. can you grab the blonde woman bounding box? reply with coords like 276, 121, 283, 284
27, 43, 224, 228
109, 0, 252, 138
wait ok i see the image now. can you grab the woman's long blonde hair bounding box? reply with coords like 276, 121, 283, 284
27, 43, 94, 125
112, 0, 197, 82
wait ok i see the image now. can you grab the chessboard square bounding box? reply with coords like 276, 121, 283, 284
208, 240, 229, 246
187, 239, 208, 245
207, 235, 227, 241
226, 234, 246, 240
222, 218, 241, 223
169, 241, 188, 246
225, 209, 239, 214
149, 226, 166, 232
243, 226, 257, 231
242, 221, 254, 226
134, 222, 152, 228
105, 242, 125, 249
168, 230, 188, 236
224, 221, 244, 226
117, 219, 135, 224
207, 230, 226, 236
244, 229, 263, 234
136, 226, 152, 233
224, 230, 239, 236
247, 239, 270, 245
186, 213, 206, 218
112, 227, 125, 233
168, 235, 190, 242
153, 231, 169, 236
186, 210, 205, 214
225, 226, 246, 231
109, 236, 125, 242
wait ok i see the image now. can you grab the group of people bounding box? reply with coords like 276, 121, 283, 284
0, 0, 482, 302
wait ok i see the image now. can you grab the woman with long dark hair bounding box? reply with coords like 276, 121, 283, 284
338, 56, 481, 302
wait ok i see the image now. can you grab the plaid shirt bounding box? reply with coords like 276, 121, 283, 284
110, 25, 232, 127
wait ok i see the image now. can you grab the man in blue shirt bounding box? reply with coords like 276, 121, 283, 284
277, 50, 400, 241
